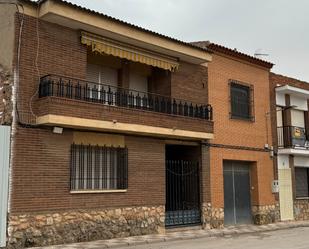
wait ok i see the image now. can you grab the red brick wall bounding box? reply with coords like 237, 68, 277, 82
208, 53, 275, 208
208, 53, 272, 147
36, 97, 213, 134
149, 68, 171, 97
209, 147, 274, 207
17, 13, 212, 130
270, 73, 309, 91
10, 126, 165, 213
16, 14, 87, 124
201, 145, 211, 203
11, 13, 211, 214
172, 62, 208, 105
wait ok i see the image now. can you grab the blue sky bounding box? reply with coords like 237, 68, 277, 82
66, 0, 309, 81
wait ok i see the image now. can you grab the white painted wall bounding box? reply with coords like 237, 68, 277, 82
0, 126, 11, 247
276, 92, 286, 106
294, 156, 309, 167
290, 96, 308, 111
277, 155, 290, 169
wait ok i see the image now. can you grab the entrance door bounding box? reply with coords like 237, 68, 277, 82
223, 161, 252, 225
278, 168, 294, 220
165, 160, 200, 227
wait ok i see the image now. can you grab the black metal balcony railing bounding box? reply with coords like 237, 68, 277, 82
277, 126, 309, 148
39, 75, 213, 121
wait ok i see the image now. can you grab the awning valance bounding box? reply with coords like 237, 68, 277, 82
81, 31, 179, 71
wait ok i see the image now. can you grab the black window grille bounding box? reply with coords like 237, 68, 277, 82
70, 143, 128, 191
295, 167, 309, 198
230, 82, 253, 120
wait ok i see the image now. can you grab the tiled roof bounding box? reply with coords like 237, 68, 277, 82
191, 41, 274, 69
22, 0, 273, 68
21, 0, 210, 53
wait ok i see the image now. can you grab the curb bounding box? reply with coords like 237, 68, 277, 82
32, 221, 309, 249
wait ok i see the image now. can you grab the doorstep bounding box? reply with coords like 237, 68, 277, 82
165, 225, 203, 233
31, 220, 309, 249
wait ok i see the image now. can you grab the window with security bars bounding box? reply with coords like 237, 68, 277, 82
230, 81, 254, 120
295, 167, 309, 198
70, 144, 128, 191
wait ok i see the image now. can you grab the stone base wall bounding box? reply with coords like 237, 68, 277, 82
0, 65, 13, 125
201, 203, 224, 229
252, 204, 280, 225
294, 199, 309, 220
7, 206, 165, 249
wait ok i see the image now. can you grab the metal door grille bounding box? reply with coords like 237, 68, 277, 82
165, 160, 200, 227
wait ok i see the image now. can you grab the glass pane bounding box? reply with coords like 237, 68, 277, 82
231, 83, 250, 118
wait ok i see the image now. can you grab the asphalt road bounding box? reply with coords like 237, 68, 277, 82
126, 227, 309, 249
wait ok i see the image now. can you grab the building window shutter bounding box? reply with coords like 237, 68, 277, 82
86, 64, 118, 101
295, 167, 309, 198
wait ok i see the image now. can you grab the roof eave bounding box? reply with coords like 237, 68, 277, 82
19, 0, 212, 63
207, 43, 274, 69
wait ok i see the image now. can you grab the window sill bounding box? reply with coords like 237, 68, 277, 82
70, 189, 127, 194
230, 115, 255, 122
295, 197, 309, 200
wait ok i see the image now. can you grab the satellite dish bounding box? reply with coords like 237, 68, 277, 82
254, 48, 269, 58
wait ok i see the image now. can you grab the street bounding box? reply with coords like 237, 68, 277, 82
125, 227, 309, 249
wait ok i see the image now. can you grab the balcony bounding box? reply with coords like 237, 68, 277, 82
39, 75, 212, 120
277, 126, 309, 149
36, 74, 214, 140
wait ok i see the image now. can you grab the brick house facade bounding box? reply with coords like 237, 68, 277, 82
0, 0, 285, 248
1, 1, 215, 248
193, 42, 278, 226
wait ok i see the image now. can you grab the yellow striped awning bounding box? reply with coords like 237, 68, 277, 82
81, 31, 179, 72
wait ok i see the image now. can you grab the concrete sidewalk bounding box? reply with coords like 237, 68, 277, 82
32, 220, 309, 249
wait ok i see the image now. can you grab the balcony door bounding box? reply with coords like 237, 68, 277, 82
86, 64, 118, 102
129, 72, 148, 107
291, 109, 306, 147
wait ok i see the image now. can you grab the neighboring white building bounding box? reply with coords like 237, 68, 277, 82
276, 85, 309, 221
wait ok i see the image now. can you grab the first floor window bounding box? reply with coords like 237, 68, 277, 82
230, 81, 253, 120
70, 144, 128, 191
295, 167, 309, 198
